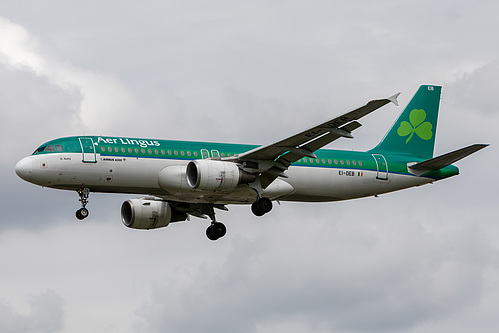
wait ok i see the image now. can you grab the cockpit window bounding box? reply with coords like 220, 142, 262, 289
33, 146, 47, 154
32, 144, 64, 155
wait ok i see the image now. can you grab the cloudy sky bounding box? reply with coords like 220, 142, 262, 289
1, 1, 498, 332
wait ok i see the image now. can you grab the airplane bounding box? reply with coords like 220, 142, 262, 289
15, 85, 488, 240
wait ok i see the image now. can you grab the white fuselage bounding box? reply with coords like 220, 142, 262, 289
16, 151, 432, 205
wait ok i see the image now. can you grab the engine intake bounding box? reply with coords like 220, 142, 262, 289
121, 198, 187, 230
186, 160, 255, 191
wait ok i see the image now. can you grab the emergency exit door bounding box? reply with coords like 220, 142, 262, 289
372, 154, 388, 180
79, 137, 97, 163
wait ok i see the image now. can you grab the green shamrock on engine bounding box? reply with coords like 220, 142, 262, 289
397, 109, 433, 143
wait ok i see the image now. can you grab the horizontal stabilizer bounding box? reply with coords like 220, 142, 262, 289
409, 144, 489, 172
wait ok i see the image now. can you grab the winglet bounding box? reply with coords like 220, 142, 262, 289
388, 93, 400, 106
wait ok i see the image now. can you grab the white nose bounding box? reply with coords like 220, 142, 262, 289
15, 156, 33, 181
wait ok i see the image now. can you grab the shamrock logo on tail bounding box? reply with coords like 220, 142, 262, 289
397, 109, 433, 143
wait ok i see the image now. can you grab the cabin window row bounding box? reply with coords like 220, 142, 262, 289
100, 146, 233, 158
300, 158, 363, 167
98, 146, 362, 166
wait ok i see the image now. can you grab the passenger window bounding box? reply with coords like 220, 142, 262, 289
55, 145, 64, 152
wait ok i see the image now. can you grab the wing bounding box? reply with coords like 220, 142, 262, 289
228, 93, 400, 188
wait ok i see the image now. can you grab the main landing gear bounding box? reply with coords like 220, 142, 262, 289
203, 197, 273, 241
76, 187, 90, 220
251, 197, 273, 217
204, 204, 226, 241
206, 222, 227, 241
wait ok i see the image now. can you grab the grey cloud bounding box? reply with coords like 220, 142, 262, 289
0, 290, 64, 333
136, 201, 495, 333
447, 62, 499, 116
0, 64, 84, 159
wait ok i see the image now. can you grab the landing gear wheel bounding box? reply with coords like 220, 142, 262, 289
206, 222, 227, 241
251, 197, 273, 216
212, 222, 227, 238
76, 208, 89, 220
251, 202, 265, 216
75, 187, 90, 221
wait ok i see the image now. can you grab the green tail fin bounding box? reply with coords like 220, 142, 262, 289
370, 85, 441, 159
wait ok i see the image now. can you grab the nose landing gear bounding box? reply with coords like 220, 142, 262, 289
76, 187, 90, 220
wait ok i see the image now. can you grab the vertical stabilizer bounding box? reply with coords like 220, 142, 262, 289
370, 85, 441, 159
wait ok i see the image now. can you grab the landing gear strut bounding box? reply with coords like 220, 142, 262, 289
76, 187, 90, 220
251, 197, 273, 216
203, 204, 227, 241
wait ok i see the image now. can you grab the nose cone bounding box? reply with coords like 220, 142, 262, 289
15, 156, 33, 181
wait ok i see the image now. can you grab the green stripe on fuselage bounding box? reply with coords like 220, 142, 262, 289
32, 136, 458, 180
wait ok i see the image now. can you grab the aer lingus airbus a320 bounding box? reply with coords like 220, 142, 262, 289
15, 85, 487, 240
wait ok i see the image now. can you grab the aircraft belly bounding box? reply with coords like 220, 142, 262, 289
157, 185, 257, 204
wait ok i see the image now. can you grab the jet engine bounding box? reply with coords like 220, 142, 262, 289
186, 160, 255, 191
121, 198, 187, 230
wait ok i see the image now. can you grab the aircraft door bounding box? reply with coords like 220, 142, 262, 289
200, 149, 210, 159
372, 154, 388, 180
79, 137, 97, 163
